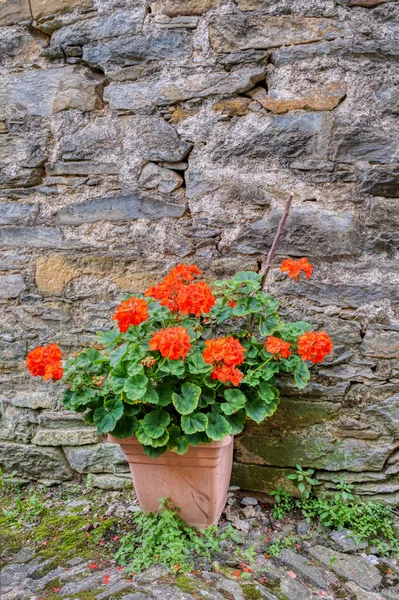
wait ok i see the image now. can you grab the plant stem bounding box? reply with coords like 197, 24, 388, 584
252, 356, 274, 373
260, 194, 293, 291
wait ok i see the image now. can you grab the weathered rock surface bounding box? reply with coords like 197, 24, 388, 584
310, 545, 382, 591
0, 442, 73, 481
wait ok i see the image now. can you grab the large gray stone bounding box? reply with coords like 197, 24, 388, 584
51, 9, 145, 46
32, 427, 101, 446
0, 274, 26, 298
309, 545, 382, 591
0, 227, 63, 248
56, 194, 186, 225
138, 162, 183, 193
213, 112, 328, 163
332, 125, 398, 164
0, 202, 38, 225
361, 330, 399, 359
0, 401, 37, 443
63, 442, 128, 473
365, 394, 399, 437
0, 441, 73, 481
280, 577, 317, 600
279, 549, 328, 589
83, 30, 193, 71
208, 14, 342, 52
121, 115, 192, 162
104, 65, 266, 110
0, 124, 49, 188
226, 207, 360, 258
0, 0, 93, 25
360, 165, 399, 197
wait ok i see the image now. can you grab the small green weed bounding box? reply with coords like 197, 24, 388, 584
271, 472, 399, 555
114, 498, 238, 574
267, 534, 297, 558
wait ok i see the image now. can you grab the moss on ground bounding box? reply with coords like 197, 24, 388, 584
241, 584, 263, 599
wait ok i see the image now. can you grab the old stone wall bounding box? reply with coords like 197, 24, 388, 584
0, 0, 399, 498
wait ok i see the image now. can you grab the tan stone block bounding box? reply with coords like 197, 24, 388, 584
150, 0, 218, 17
0, 0, 93, 25
36, 255, 77, 294
31, 0, 93, 20
254, 83, 346, 114
213, 97, 251, 117
36, 253, 161, 295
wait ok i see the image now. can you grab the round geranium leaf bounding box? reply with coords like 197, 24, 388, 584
245, 396, 269, 424
142, 409, 171, 438
150, 429, 169, 447
175, 436, 189, 455
111, 415, 139, 439
258, 382, 275, 403
136, 426, 153, 446
205, 413, 231, 441
198, 387, 215, 408
124, 374, 148, 401
172, 382, 201, 415
224, 389, 246, 411
93, 409, 116, 433
185, 432, 208, 446
143, 444, 167, 458
142, 389, 159, 404
225, 409, 246, 434
181, 412, 208, 435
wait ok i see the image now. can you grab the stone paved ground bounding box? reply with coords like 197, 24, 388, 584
2, 482, 399, 600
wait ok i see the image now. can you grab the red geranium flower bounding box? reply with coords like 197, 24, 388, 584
297, 331, 333, 364
112, 297, 149, 332
280, 257, 313, 280
149, 327, 191, 361
203, 337, 246, 386
176, 281, 215, 317
265, 336, 291, 359
145, 264, 201, 312
26, 343, 63, 381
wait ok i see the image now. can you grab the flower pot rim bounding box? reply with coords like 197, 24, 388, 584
107, 433, 233, 449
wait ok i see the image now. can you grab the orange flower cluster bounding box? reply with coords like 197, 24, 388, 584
26, 343, 63, 381
203, 337, 246, 386
145, 264, 215, 316
265, 336, 291, 359
297, 331, 333, 364
280, 257, 313, 280
112, 297, 149, 332
149, 326, 191, 361
176, 282, 215, 317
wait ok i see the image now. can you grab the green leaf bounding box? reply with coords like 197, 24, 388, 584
159, 359, 185, 377
150, 429, 169, 447
258, 382, 275, 403
156, 382, 173, 407
98, 328, 121, 347
222, 389, 246, 415
185, 432, 208, 446
141, 388, 159, 404
246, 393, 279, 423
142, 409, 170, 439
124, 404, 141, 416
225, 409, 246, 435
172, 382, 201, 415
69, 388, 97, 409
188, 353, 212, 375
205, 413, 231, 441
232, 301, 250, 317
124, 374, 149, 401
111, 415, 139, 438
175, 436, 189, 455
281, 321, 312, 342
136, 426, 153, 446
258, 316, 282, 337
143, 445, 166, 458
127, 363, 144, 377
93, 398, 124, 433
166, 425, 189, 454
232, 271, 261, 284
215, 305, 233, 324
245, 396, 268, 424
109, 343, 129, 367
247, 297, 262, 313
294, 361, 311, 390
181, 412, 208, 435
198, 387, 215, 408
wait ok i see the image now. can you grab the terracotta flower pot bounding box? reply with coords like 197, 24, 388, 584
108, 434, 234, 529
